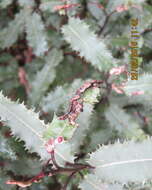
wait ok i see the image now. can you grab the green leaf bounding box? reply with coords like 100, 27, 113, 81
83, 87, 100, 104
106, 0, 145, 13
88, 138, 152, 183
144, 32, 152, 49
109, 36, 129, 47
70, 103, 94, 152
5, 158, 42, 176
31, 183, 48, 190
0, 58, 18, 85
62, 17, 115, 71
0, 134, 16, 160
43, 114, 76, 166
0, 65, 17, 81
25, 12, 48, 56
0, 9, 25, 48
55, 142, 75, 166
43, 114, 75, 141
0, 0, 13, 8
0, 171, 16, 190
18, 0, 35, 7
42, 86, 67, 113
87, 0, 105, 21
124, 73, 152, 96
138, 7, 152, 33
105, 104, 145, 140
79, 174, 123, 190
87, 126, 114, 153
40, 0, 63, 13
0, 92, 50, 160
41, 79, 84, 113
29, 48, 63, 106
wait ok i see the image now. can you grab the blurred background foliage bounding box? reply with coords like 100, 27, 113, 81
1, 0, 152, 189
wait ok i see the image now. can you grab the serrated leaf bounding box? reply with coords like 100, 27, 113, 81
88, 139, 152, 183
25, 12, 48, 56
43, 114, 75, 141
0, 9, 25, 48
79, 174, 123, 190
62, 17, 115, 71
87, 126, 114, 153
0, 92, 50, 160
105, 104, 145, 140
29, 48, 63, 106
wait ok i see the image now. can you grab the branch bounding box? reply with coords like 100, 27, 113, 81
6, 150, 94, 189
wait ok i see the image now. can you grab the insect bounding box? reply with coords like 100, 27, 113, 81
59, 80, 102, 126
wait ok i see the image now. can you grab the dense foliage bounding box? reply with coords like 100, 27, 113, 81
0, 0, 152, 189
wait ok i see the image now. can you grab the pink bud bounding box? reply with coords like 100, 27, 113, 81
45, 145, 54, 153
57, 136, 64, 143
45, 137, 64, 153
45, 138, 55, 153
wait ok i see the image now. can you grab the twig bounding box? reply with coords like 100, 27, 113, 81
98, 10, 116, 35
51, 151, 60, 169
7, 152, 95, 189
65, 162, 95, 170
